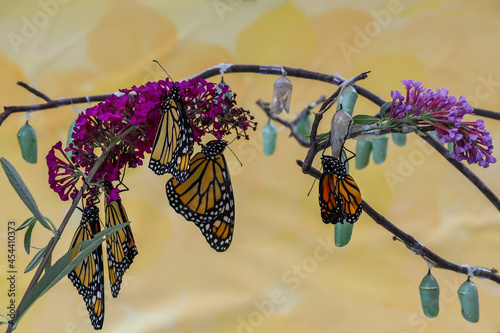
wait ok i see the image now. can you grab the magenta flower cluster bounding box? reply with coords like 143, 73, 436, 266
46, 78, 255, 205
388, 80, 496, 167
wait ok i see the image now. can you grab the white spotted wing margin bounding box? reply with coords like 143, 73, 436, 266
149, 83, 194, 183
165, 140, 235, 251
67, 205, 105, 330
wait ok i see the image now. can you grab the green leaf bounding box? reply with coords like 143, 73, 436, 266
24, 244, 49, 273
14, 222, 130, 329
352, 115, 379, 125
0, 158, 53, 232
379, 101, 392, 119
16, 216, 37, 231
24, 222, 36, 255
0, 312, 9, 323
316, 132, 330, 140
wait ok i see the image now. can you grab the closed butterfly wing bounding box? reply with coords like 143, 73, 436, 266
319, 155, 362, 225
166, 140, 235, 251
105, 199, 138, 298
68, 205, 105, 330
319, 172, 343, 224
149, 84, 194, 183
335, 174, 362, 224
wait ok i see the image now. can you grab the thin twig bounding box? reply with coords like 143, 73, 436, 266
419, 132, 500, 211
17, 81, 52, 102
295, 159, 500, 284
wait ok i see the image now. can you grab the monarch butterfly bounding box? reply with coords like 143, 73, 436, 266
319, 155, 362, 224
149, 83, 194, 183
68, 205, 105, 330
165, 140, 235, 252
105, 198, 138, 298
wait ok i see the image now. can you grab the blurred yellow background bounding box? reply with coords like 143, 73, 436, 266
1, 1, 500, 332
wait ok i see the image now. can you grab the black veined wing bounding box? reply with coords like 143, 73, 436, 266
319, 155, 362, 224
149, 83, 194, 183
166, 140, 235, 251
105, 198, 138, 298
68, 205, 105, 330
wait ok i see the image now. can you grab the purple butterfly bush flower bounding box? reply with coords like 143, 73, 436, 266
47, 78, 256, 204
388, 80, 496, 168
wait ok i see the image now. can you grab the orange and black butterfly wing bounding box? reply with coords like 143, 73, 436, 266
336, 174, 362, 224
149, 84, 194, 182
166, 142, 229, 224
105, 199, 138, 298
319, 173, 343, 224
166, 140, 235, 251
68, 205, 105, 329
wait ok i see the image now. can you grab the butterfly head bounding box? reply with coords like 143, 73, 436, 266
203, 140, 228, 156
321, 155, 346, 176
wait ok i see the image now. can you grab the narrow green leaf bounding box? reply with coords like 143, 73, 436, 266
16, 216, 37, 231
0, 312, 9, 322
14, 222, 130, 328
379, 101, 392, 119
352, 115, 379, 125
0, 158, 52, 232
24, 222, 35, 255
316, 132, 330, 140
24, 245, 48, 273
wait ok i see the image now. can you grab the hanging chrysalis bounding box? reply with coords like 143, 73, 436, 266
270, 75, 292, 115
17, 120, 37, 164
355, 137, 372, 170
216, 79, 233, 101
392, 133, 407, 146
419, 270, 440, 318
371, 135, 388, 164
66, 119, 77, 159
336, 86, 358, 116
330, 107, 353, 159
334, 222, 353, 247
262, 121, 278, 156
458, 278, 479, 323
296, 112, 311, 141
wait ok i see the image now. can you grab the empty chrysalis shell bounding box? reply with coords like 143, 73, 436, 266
17, 122, 37, 164
419, 271, 440, 318
296, 113, 311, 141
262, 121, 277, 156
270, 76, 292, 115
334, 222, 353, 247
355, 137, 372, 170
336, 86, 358, 116
330, 108, 353, 159
371, 135, 388, 164
458, 279, 479, 323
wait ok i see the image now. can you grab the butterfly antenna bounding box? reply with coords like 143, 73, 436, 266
152, 60, 174, 81
226, 145, 243, 167
306, 164, 323, 196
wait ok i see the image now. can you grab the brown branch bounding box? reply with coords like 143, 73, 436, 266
296, 159, 500, 284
